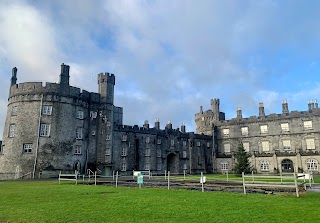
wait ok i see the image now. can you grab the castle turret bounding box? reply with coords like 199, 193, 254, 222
98, 72, 115, 104
211, 98, 220, 121
282, 100, 289, 114
154, 118, 160, 129
236, 107, 242, 119
166, 120, 172, 130
181, 122, 186, 133
308, 100, 312, 111
259, 102, 265, 117
143, 120, 149, 129
11, 67, 17, 86
59, 63, 70, 86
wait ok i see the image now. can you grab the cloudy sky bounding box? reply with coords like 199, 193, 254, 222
1, 0, 320, 139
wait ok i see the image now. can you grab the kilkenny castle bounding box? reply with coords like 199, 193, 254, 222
0, 64, 212, 179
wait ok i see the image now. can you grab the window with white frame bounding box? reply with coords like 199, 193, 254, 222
304, 121, 313, 130
106, 134, 111, 140
92, 130, 96, 136
243, 142, 250, 152
42, 105, 52, 115
157, 138, 161, 144
306, 138, 315, 150
183, 141, 187, 147
157, 149, 161, 157
182, 150, 187, 158
145, 148, 150, 156
76, 110, 84, 119
261, 141, 270, 152
260, 160, 270, 171
207, 142, 210, 148
196, 141, 201, 147
75, 145, 81, 154
281, 123, 289, 132
40, 124, 50, 137
241, 127, 249, 136
121, 147, 127, 156
221, 162, 229, 170
23, 144, 32, 153
282, 140, 291, 151
105, 148, 111, 156
183, 163, 187, 170
222, 129, 229, 136
76, 128, 83, 139
224, 143, 230, 153
146, 137, 150, 143
171, 139, 175, 146
9, 124, 15, 137
260, 125, 268, 134
122, 134, 127, 141
11, 106, 18, 116
121, 163, 127, 171
306, 159, 318, 171
145, 158, 150, 170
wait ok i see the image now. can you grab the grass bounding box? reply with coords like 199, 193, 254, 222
1, 180, 320, 223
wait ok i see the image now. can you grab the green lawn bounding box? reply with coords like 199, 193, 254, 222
0, 180, 320, 223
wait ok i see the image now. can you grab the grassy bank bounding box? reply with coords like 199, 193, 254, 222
0, 180, 319, 223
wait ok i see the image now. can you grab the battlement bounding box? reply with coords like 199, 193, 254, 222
98, 72, 115, 85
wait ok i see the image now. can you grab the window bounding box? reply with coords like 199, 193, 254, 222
76, 128, 83, 139
146, 137, 150, 143
304, 121, 313, 130
106, 121, 111, 127
42, 105, 52, 115
75, 145, 81, 154
243, 142, 250, 152
222, 129, 229, 136
261, 141, 270, 152
182, 150, 187, 158
76, 110, 84, 119
122, 134, 127, 141
183, 141, 187, 147
260, 125, 268, 134
207, 142, 210, 148
40, 124, 50, 137
157, 163, 162, 171
306, 159, 318, 171
145, 148, 150, 157
196, 141, 201, 147
281, 123, 289, 132
12, 106, 18, 116
224, 143, 230, 153
105, 155, 111, 163
23, 144, 32, 153
157, 138, 161, 144
221, 162, 229, 170
171, 139, 175, 146
282, 140, 291, 151
145, 158, 150, 170
92, 130, 96, 136
106, 134, 111, 140
183, 163, 187, 170
157, 149, 161, 157
121, 163, 127, 171
241, 127, 249, 136
9, 124, 15, 137
260, 160, 270, 171
121, 147, 127, 156
105, 148, 111, 155
306, 138, 315, 150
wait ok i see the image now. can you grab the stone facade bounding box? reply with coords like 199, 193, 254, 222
195, 99, 320, 174
0, 64, 212, 179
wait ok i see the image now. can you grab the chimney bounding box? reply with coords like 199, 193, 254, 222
154, 118, 160, 130
11, 67, 18, 86
181, 122, 186, 133
311, 100, 315, 110
237, 107, 242, 119
282, 100, 289, 114
59, 63, 70, 86
200, 106, 203, 113
259, 102, 265, 117
308, 100, 312, 111
166, 120, 172, 130
315, 99, 318, 108
143, 120, 149, 129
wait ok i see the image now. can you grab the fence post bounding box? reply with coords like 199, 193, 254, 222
280, 171, 283, 184
167, 171, 170, 190
183, 170, 186, 181
75, 171, 78, 185
201, 172, 204, 192
294, 172, 299, 197
251, 171, 254, 184
242, 172, 246, 195
226, 171, 229, 182
59, 171, 61, 184
149, 170, 151, 179
133, 170, 134, 180
94, 171, 97, 186
116, 171, 119, 188
165, 170, 167, 180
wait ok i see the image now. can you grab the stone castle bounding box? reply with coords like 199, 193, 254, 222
0, 64, 318, 179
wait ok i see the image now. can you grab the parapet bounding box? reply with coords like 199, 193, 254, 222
98, 72, 115, 85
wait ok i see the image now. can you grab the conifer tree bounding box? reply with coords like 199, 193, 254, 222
234, 141, 252, 174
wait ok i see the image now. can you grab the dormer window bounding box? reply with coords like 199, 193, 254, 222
281, 123, 289, 132
241, 127, 248, 136
304, 121, 312, 130
222, 129, 229, 137
260, 125, 268, 134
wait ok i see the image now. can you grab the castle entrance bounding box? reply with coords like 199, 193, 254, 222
73, 161, 81, 174
167, 153, 178, 173
281, 159, 294, 172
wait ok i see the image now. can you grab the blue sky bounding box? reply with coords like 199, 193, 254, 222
1, 0, 320, 139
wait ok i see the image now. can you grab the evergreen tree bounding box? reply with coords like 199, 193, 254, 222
234, 141, 252, 174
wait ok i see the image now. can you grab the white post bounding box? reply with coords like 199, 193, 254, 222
280, 170, 283, 184
59, 171, 61, 184
167, 171, 170, 190
201, 172, 204, 192
116, 171, 119, 188
113, 171, 115, 181
94, 171, 97, 186
251, 171, 254, 183
88, 171, 91, 182
149, 170, 151, 179
183, 170, 186, 181
294, 173, 299, 197
242, 172, 246, 195
226, 171, 229, 182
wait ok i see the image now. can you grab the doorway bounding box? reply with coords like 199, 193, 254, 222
281, 159, 294, 172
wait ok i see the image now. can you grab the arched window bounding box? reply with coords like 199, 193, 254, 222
260, 160, 269, 171
306, 159, 318, 171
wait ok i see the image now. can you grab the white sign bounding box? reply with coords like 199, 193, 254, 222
133, 171, 141, 177
200, 176, 206, 183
